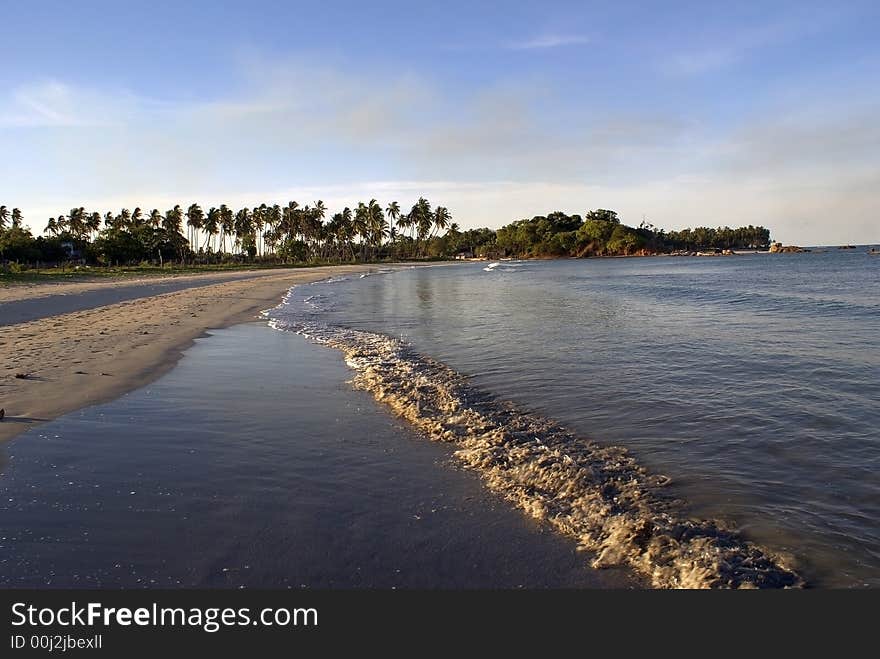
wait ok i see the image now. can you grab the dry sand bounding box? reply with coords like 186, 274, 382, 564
0, 268, 291, 303
0, 265, 389, 442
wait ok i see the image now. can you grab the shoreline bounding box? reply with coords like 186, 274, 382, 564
0, 264, 434, 443
0, 323, 637, 589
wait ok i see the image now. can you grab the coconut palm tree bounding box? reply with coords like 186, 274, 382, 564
44, 217, 58, 235
87, 212, 101, 240
204, 207, 220, 252
366, 199, 386, 258
253, 204, 268, 257
149, 209, 163, 229
314, 200, 326, 222
163, 205, 184, 235
282, 201, 299, 242
115, 208, 132, 230
219, 204, 233, 254
409, 197, 433, 256
234, 208, 251, 254
353, 202, 369, 261
267, 204, 282, 256
185, 203, 204, 254
432, 206, 451, 240
337, 207, 354, 260
9, 208, 23, 229
68, 207, 88, 238
385, 201, 400, 229
394, 212, 412, 257
0, 206, 8, 230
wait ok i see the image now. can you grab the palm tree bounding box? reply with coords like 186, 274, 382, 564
163, 205, 183, 235
282, 201, 299, 243
432, 206, 451, 240
0, 206, 8, 230
410, 197, 433, 256
44, 217, 58, 235
204, 207, 220, 252
395, 212, 413, 257
234, 208, 251, 254
68, 207, 87, 238
267, 204, 282, 256
11, 208, 23, 229
131, 207, 144, 227
115, 208, 132, 230
366, 199, 386, 259
385, 201, 400, 228
149, 209, 163, 229
384, 201, 400, 259
252, 204, 267, 257
87, 212, 101, 239
219, 204, 233, 255
338, 207, 354, 260
185, 203, 204, 255
314, 200, 326, 222
353, 202, 369, 261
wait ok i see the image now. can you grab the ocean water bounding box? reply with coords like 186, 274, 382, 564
267, 251, 880, 588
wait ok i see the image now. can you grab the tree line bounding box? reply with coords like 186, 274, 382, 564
453, 209, 771, 258
0, 199, 453, 266
1, 202, 772, 268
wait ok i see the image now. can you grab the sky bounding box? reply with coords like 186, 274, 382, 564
2, 0, 879, 244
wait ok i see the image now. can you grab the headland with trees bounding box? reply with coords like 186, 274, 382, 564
0, 201, 771, 276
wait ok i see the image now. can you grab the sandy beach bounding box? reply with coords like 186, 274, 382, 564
0, 266, 389, 442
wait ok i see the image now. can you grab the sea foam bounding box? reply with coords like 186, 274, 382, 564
267, 286, 803, 589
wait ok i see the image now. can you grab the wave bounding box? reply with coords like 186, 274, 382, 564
484, 261, 527, 273
268, 302, 803, 589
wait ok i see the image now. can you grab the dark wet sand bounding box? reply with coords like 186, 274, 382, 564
0, 265, 423, 443
0, 323, 640, 588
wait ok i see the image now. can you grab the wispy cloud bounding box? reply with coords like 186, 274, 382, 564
4, 53, 880, 245
0, 79, 167, 128
658, 9, 840, 77
509, 33, 589, 50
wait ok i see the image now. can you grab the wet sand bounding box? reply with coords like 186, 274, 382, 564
0, 324, 639, 588
0, 266, 409, 442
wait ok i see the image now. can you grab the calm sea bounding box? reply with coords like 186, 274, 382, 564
268, 251, 880, 587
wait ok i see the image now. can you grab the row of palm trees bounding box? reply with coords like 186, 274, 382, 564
36, 197, 454, 261
0, 206, 24, 230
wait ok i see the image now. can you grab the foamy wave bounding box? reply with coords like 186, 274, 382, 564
269, 314, 803, 589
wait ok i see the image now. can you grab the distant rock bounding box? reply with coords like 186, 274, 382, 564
769, 242, 804, 253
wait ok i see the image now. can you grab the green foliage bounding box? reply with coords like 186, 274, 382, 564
577, 219, 615, 245
276, 238, 308, 262
492, 209, 770, 258
1, 198, 774, 270
606, 225, 646, 254
585, 209, 620, 224
664, 225, 770, 250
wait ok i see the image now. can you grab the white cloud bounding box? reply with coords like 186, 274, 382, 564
509, 33, 589, 50
0, 79, 159, 128
3, 56, 879, 246
657, 10, 839, 77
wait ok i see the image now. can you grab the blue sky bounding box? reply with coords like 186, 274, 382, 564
2, 0, 879, 243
